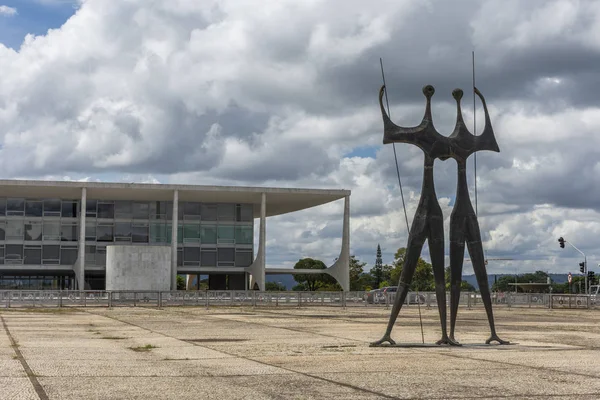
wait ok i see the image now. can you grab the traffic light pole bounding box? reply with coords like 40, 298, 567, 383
564, 239, 588, 295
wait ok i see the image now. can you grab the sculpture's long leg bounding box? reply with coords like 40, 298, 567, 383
449, 216, 466, 345
428, 214, 456, 346
371, 217, 427, 346
465, 215, 509, 345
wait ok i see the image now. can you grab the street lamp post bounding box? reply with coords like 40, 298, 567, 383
558, 237, 588, 295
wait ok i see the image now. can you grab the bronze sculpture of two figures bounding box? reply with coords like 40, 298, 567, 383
372, 84, 509, 346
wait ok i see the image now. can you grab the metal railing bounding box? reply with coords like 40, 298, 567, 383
0, 290, 597, 309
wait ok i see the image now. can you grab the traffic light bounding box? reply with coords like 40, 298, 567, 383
589, 271, 596, 285
579, 262, 585, 273
558, 237, 565, 248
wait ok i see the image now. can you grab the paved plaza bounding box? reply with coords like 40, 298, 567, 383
1, 305, 600, 399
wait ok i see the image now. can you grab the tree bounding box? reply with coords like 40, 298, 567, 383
292, 258, 331, 291
176, 275, 186, 291
389, 247, 434, 291
445, 266, 476, 292
349, 255, 367, 290
372, 244, 384, 288
492, 271, 550, 293
265, 282, 286, 291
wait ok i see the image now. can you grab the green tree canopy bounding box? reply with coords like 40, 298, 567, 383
292, 258, 333, 291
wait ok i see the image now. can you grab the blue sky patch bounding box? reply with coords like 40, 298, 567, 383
343, 145, 380, 159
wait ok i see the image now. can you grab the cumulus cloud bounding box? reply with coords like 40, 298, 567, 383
1, 0, 600, 274
0, 5, 17, 16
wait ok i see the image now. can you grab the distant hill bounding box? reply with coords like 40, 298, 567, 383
265, 274, 297, 289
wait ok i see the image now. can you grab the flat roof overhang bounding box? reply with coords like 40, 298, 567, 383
0, 180, 350, 217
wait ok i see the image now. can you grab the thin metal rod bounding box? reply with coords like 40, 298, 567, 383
416, 290, 425, 344
472, 50, 478, 216
379, 57, 410, 234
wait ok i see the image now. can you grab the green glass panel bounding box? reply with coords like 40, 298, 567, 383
235, 226, 253, 244
201, 226, 217, 244
183, 224, 201, 241
150, 223, 167, 243
217, 226, 234, 242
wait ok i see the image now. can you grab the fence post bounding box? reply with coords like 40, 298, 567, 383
158, 291, 162, 308
205, 290, 209, 309
342, 292, 346, 309
108, 291, 113, 309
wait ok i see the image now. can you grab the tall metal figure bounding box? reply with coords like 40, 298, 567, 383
371, 85, 455, 346
446, 88, 508, 345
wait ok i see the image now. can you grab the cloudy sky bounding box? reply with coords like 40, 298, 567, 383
1, 0, 599, 276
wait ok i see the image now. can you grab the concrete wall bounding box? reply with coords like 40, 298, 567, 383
106, 245, 171, 291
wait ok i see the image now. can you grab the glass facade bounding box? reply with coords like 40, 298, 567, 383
0, 197, 255, 276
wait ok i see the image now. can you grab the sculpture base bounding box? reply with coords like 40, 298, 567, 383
369, 342, 517, 348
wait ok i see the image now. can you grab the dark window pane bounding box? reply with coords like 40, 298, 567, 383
5, 244, 23, 264
183, 224, 201, 242
218, 248, 235, 263
97, 203, 114, 219
237, 204, 254, 222
42, 245, 60, 263
150, 201, 169, 220
0, 246, 4, 265
61, 201, 78, 218
201, 250, 216, 267
115, 222, 131, 239
25, 201, 43, 217
96, 247, 106, 265
60, 223, 78, 241
217, 204, 235, 221
25, 222, 42, 241
235, 226, 253, 245
60, 246, 78, 265
200, 204, 217, 221
0, 221, 5, 241
184, 247, 200, 264
183, 202, 201, 219
235, 251, 253, 267
24, 247, 42, 265
85, 245, 96, 265
177, 248, 183, 267
132, 202, 149, 219
97, 225, 114, 242
43, 221, 61, 241
132, 224, 148, 243
6, 220, 24, 240
115, 201, 132, 218
6, 199, 24, 215
0, 198, 5, 216
86, 200, 97, 217
43, 199, 61, 216
85, 221, 96, 241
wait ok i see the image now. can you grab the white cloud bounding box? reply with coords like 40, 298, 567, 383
0, 5, 17, 16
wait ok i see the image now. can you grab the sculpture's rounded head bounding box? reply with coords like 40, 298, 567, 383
422, 85, 435, 98
452, 88, 463, 101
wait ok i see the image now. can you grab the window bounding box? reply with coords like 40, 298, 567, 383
0, 221, 5, 241
183, 223, 201, 243
218, 247, 235, 266
25, 200, 43, 217
96, 247, 107, 265
97, 224, 114, 242
217, 204, 235, 221
201, 249, 217, 267
6, 220, 24, 240
132, 223, 148, 243
60, 246, 78, 265
183, 202, 201, 220
43, 221, 61, 241
0, 245, 3, 265
85, 221, 96, 241
115, 222, 131, 242
60, 223, 78, 242
97, 202, 114, 219
150, 222, 168, 244
183, 247, 200, 266
217, 226, 234, 244
200, 204, 217, 221
114, 201, 132, 219
86, 200, 97, 218
235, 226, 253, 245
25, 221, 43, 241
24, 246, 42, 265
177, 248, 183, 267
200, 226, 217, 244
43, 199, 61, 217
85, 245, 96, 265
235, 250, 253, 267
61, 201, 78, 218
6, 199, 24, 216
132, 202, 149, 219
150, 201, 169, 220
42, 245, 60, 264
236, 204, 254, 222
5, 244, 23, 264
0, 198, 5, 216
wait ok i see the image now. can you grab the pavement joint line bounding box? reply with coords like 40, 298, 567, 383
0, 314, 49, 400
85, 310, 402, 400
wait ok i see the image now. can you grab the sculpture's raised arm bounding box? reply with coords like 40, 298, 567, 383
473, 87, 500, 153
380, 85, 435, 146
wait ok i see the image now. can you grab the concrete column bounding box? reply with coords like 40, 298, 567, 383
246, 193, 266, 291
325, 195, 350, 291
77, 187, 87, 291
171, 190, 179, 290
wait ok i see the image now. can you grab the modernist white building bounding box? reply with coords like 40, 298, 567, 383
0, 180, 350, 291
